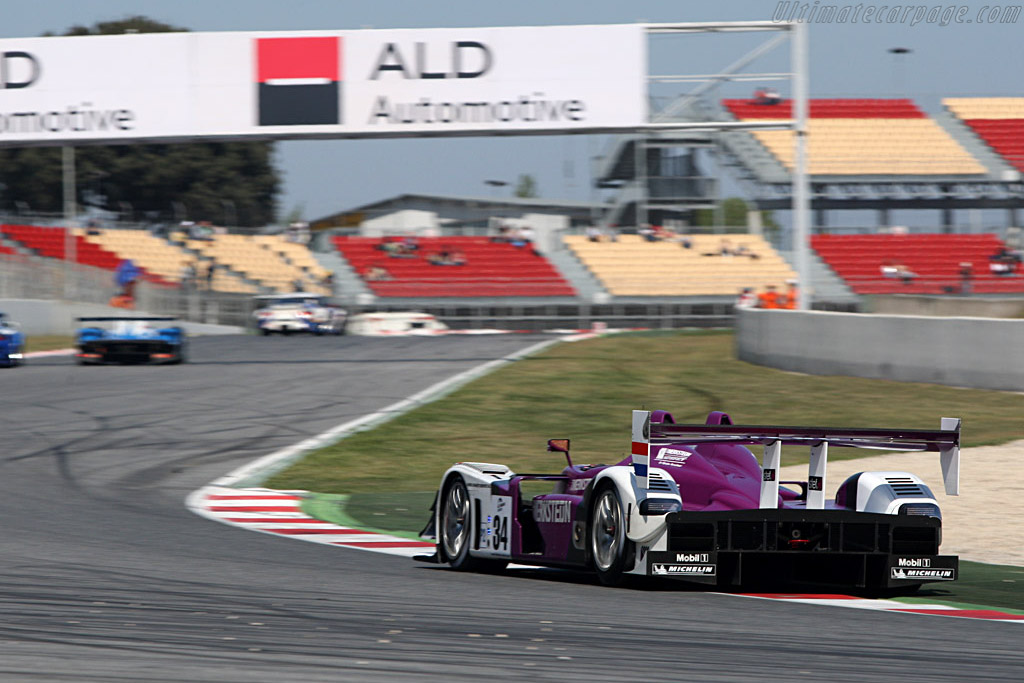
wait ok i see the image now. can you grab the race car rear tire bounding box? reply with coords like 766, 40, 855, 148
589, 484, 634, 586
260, 329, 271, 336
439, 475, 505, 572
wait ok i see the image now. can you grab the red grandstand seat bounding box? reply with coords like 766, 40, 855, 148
333, 235, 575, 298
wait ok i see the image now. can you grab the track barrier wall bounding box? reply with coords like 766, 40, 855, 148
736, 308, 1024, 392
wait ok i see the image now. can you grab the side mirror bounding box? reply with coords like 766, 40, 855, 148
547, 438, 571, 467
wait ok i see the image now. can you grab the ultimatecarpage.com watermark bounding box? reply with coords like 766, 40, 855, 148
773, 2, 1021, 25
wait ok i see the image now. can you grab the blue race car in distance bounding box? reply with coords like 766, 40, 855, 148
76, 317, 187, 365
0, 312, 25, 367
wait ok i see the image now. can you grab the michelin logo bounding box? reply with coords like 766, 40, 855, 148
653, 563, 716, 576
891, 567, 955, 580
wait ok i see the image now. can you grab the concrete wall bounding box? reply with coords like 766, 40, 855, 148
1, 299, 243, 336
736, 308, 1024, 392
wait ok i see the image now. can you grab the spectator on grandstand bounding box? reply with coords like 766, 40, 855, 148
192, 221, 215, 241
639, 225, 658, 242
401, 235, 421, 252
753, 87, 781, 105
322, 272, 335, 291
757, 285, 780, 309
428, 247, 467, 266
733, 243, 760, 260
989, 247, 1021, 276
652, 225, 674, 241
676, 233, 693, 249
735, 287, 758, 309
363, 264, 393, 281
719, 238, 736, 256
205, 260, 217, 290
586, 225, 602, 243
491, 224, 513, 243
959, 262, 973, 294
180, 262, 196, 290
880, 260, 917, 283
511, 226, 535, 248
379, 238, 419, 258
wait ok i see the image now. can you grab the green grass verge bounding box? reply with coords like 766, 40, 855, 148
267, 330, 1024, 495
299, 492, 433, 542
25, 335, 74, 352
894, 561, 1024, 612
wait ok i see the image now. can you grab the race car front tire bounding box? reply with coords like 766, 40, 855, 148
589, 483, 635, 586
439, 475, 506, 573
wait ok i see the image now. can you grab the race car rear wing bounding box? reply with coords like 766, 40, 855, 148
631, 410, 960, 509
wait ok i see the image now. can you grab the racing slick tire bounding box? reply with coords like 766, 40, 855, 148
589, 483, 635, 586
260, 329, 271, 336
439, 475, 506, 573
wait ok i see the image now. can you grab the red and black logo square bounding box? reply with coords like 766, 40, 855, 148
256, 37, 341, 126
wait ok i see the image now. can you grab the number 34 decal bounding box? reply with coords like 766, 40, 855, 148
492, 514, 509, 551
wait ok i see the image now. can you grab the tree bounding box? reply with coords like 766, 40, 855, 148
514, 174, 538, 198
694, 197, 779, 235
0, 17, 281, 227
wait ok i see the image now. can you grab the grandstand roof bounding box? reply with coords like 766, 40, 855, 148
312, 193, 602, 231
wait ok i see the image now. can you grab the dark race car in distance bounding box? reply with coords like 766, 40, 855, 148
75, 317, 187, 365
419, 409, 961, 593
0, 312, 25, 367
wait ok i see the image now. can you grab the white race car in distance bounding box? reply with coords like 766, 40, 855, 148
253, 293, 347, 336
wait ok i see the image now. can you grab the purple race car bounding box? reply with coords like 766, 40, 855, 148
419, 409, 961, 592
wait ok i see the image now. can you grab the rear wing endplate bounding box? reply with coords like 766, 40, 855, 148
631, 411, 961, 507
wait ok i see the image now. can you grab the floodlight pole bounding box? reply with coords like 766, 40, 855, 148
62, 145, 77, 300
791, 21, 811, 310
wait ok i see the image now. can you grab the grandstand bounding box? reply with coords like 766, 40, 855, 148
82, 229, 198, 285
177, 232, 330, 295
944, 97, 1024, 173
722, 98, 985, 176
333, 235, 575, 298
0, 225, 172, 285
565, 233, 796, 297
812, 233, 1024, 295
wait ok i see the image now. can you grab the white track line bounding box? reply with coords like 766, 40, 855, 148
186, 337, 564, 556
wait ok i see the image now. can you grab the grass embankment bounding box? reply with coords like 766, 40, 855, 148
268, 329, 1024, 494
25, 335, 74, 352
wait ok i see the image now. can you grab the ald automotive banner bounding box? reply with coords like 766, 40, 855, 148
0, 24, 646, 144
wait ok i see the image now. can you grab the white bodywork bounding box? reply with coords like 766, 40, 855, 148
253, 294, 346, 334
849, 471, 941, 515
345, 311, 448, 336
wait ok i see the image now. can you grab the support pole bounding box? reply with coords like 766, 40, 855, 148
790, 21, 811, 310
62, 145, 77, 299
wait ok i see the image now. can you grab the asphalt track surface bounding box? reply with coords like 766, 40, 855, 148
1, 335, 1021, 682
